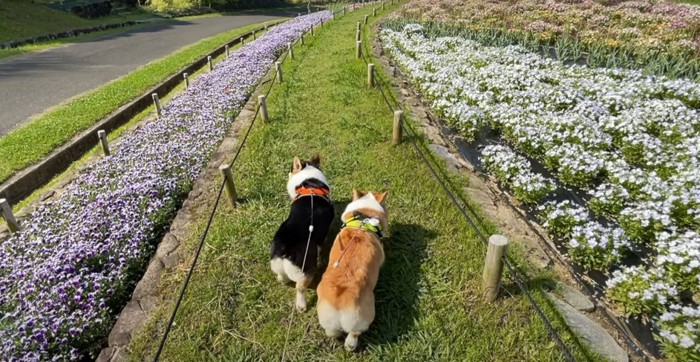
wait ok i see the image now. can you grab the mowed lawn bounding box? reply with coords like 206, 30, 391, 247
129, 4, 594, 361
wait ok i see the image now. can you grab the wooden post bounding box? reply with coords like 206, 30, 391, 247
225, 44, 230, 58
0, 198, 19, 233
208, 55, 213, 72
482, 235, 509, 302
241, 38, 245, 46
367, 63, 374, 88
356, 40, 362, 59
310, 26, 315, 36
287, 42, 294, 60
364, 15, 369, 24
183, 72, 189, 89
275, 62, 283, 83
300, 34, 305, 45
219, 164, 237, 207
373, 8, 376, 17
252, 30, 256, 40
265, 24, 268, 30
393, 110, 403, 145
356, 28, 361, 41
97, 130, 110, 156
382, 2, 385, 10
152, 93, 162, 118
357, 21, 361, 32
258, 95, 269, 122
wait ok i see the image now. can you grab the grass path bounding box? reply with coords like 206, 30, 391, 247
129, 5, 595, 361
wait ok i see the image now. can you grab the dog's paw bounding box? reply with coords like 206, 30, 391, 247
295, 302, 308, 312
276, 274, 287, 283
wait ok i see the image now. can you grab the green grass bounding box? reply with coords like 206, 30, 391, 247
0, 0, 154, 43
0, 18, 283, 185
128, 4, 598, 361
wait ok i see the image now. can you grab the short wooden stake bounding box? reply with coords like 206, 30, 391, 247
225, 44, 230, 58
208, 55, 213, 71
367, 63, 375, 88
241, 38, 245, 46
357, 21, 361, 32
287, 42, 294, 60
97, 130, 110, 156
356, 40, 362, 59
219, 164, 238, 207
183, 72, 189, 89
252, 30, 256, 40
382, 2, 385, 10
0, 198, 19, 233
364, 15, 369, 24
356, 28, 361, 41
300, 34, 305, 45
393, 110, 403, 145
482, 235, 509, 302
275, 62, 283, 83
258, 95, 269, 122
311, 26, 315, 36
373, 8, 376, 16
152, 93, 162, 118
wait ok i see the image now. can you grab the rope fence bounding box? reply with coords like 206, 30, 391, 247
151, 12, 334, 361
355, 6, 579, 361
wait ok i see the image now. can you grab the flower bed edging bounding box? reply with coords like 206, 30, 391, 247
369, 23, 646, 360
0, 11, 332, 361
96, 84, 263, 362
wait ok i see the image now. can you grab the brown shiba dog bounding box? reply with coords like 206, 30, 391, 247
316, 189, 388, 351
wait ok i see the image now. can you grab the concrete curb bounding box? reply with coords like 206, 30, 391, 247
0, 19, 286, 209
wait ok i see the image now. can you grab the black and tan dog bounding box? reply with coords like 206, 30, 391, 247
270, 154, 334, 312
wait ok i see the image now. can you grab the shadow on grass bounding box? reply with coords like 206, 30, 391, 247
364, 221, 434, 347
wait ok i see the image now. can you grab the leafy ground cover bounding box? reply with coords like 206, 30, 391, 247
127, 4, 594, 361
395, 0, 700, 80
381, 23, 700, 360
0, 18, 283, 185
0, 0, 152, 43
0, 12, 330, 360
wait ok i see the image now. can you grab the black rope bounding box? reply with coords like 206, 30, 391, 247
359, 23, 577, 360
398, 110, 577, 362
153, 29, 291, 360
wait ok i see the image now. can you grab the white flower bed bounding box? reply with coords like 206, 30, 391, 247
381, 24, 700, 358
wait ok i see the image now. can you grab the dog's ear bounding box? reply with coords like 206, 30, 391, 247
352, 189, 366, 200
310, 153, 321, 168
372, 191, 388, 205
292, 157, 303, 173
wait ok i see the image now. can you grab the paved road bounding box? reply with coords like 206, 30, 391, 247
0, 11, 294, 136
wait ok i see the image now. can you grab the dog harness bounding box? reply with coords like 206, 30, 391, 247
341, 215, 383, 239
333, 215, 383, 269
294, 185, 330, 202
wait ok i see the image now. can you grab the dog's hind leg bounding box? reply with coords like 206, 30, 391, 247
295, 275, 312, 312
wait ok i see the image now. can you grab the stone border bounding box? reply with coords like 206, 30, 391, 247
0, 19, 285, 210
96, 76, 268, 361
370, 24, 653, 362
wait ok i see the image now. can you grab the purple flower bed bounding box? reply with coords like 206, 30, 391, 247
0, 11, 332, 361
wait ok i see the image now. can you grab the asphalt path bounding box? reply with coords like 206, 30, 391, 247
0, 10, 296, 136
